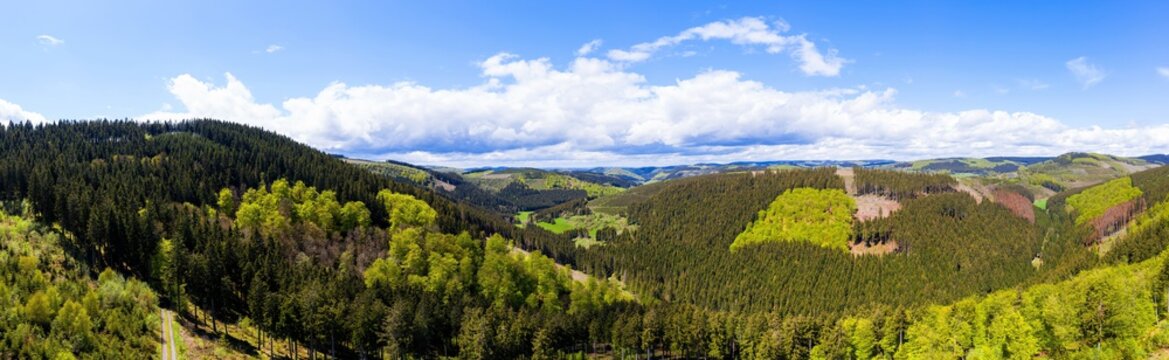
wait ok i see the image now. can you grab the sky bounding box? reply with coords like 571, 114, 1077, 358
2, 1, 1169, 167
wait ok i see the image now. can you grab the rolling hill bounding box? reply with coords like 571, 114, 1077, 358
6, 120, 1169, 358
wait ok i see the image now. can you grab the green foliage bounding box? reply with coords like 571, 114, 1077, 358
1131, 164, 1169, 205
588, 180, 672, 215
732, 187, 856, 252
534, 216, 574, 234
515, 211, 532, 227
0, 211, 159, 358
228, 179, 372, 236
349, 159, 432, 185
898, 258, 1157, 359
378, 189, 437, 230
576, 168, 1080, 315
0, 120, 604, 358
1105, 193, 1169, 264
8, 120, 1162, 358
538, 173, 625, 198
855, 167, 956, 199
1065, 176, 1142, 225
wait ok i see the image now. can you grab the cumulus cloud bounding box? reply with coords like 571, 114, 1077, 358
576, 39, 602, 56
137, 52, 1169, 167
1066, 57, 1106, 89
606, 17, 847, 76
0, 99, 49, 125
36, 35, 64, 46
266, 44, 283, 53
1159, 67, 1169, 79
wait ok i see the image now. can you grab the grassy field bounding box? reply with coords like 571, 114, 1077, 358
515, 211, 532, 227
535, 217, 574, 233
516, 211, 636, 248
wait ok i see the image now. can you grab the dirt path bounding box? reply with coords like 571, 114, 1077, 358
835, 167, 857, 195
161, 309, 178, 360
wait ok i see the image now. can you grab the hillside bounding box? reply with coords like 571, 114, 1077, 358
0, 208, 160, 358
352, 160, 635, 214
6, 120, 1169, 358
0, 120, 636, 358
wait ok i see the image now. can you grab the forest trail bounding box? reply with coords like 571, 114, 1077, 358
161, 309, 178, 360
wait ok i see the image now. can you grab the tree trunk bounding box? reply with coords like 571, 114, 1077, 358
210, 298, 218, 334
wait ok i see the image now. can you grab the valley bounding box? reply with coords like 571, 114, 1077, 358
3, 121, 1169, 358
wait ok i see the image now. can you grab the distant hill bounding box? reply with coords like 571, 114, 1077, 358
353, 160, 636, 213
1138, 153, 1169, 164
565, 159, 894, 184
892, 157, 1038, 175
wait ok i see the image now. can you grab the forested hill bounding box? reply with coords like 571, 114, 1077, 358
8, 119, 1169, 358
0, 120, 607, 358
0, 120, 578, 258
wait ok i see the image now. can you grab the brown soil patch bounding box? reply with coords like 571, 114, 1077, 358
836, 167, 857, 195
854, 194, 900, 221
956, 183, 988, 203
850, 240, 899, 256
434, 179, 456, 192
990, 190, 1036, 223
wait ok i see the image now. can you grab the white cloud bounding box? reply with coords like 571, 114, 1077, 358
36, 35, 64, 46
139, 53, 1169, 167
0, 99, 49, 125
953, 90, 966, 98
1018, 79, 1049, 90
606, 17, 847, 76
1158, 67, 1169, 79
1066, 57, 1106, 89
576, 39, 602, 56
266, 44, 284, 53
141, 73, 281, 126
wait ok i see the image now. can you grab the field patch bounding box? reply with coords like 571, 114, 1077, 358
535, 217, 574, 233
731, 187, 856, 252
516, 211, 636, 247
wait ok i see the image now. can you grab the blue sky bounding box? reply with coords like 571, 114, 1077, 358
2, 1, 1168, 167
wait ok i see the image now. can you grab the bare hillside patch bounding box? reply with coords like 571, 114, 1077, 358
854, 194, 901, 221
850, 240, 899, 256
956, 182, 989, 203
836, 167, 856, 194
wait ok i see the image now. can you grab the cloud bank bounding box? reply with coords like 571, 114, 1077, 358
0, 99, 48, 125
138, 51, 1169, 167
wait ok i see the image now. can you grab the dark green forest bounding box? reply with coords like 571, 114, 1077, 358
4, 120, 1169, 359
